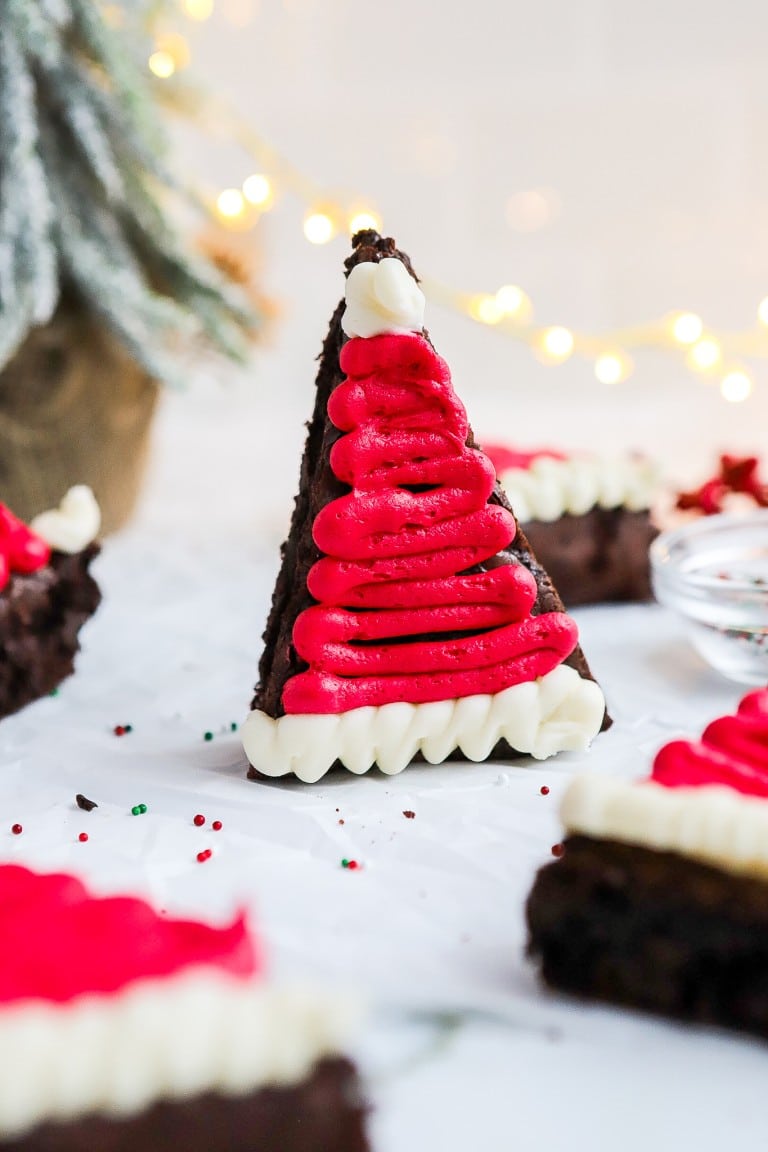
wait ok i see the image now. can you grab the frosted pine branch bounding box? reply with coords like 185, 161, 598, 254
0, 0, 260, 384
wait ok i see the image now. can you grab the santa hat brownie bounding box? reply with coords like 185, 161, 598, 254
243, 232, 607, 783
0, 864, 368, 1151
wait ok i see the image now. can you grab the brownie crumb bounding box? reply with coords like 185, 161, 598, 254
76, 793, 98, 812
402, 810, 416, 820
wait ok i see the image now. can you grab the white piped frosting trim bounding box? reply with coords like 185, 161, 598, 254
243, 665, 605, 783
498, 455, 661, 523
0, 974, 357, 1138
341, 258, 425, 338
30, 486, 101, 553
561, 774, 768, 879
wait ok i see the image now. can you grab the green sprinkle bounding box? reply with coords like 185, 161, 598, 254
125, 724, 133, 733
230, 721, 238, 732
204, 731, 214, 742
131, 803, 147, 816
341, 858, 349, 868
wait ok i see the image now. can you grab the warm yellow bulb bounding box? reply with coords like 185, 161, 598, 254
242, 174, 273, 208
183, 0, 214, 18
540, 326, 574, 362
594, 353, 631, 385
349, 210, 383, 235
670, 312, 703, 345
758, 297, 768, 326
468, 295, 503, 325
148, 50, 175, 78
494, 284, 531, 322
720, 371, 753, 403
304, 211, 336, 245
687, 338, 721, 372
216, 188, 246, 219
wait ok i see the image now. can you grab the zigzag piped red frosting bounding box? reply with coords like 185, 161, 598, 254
652, 688, 768, 795
0, 865, 257, 1004
283, 333, 579, 714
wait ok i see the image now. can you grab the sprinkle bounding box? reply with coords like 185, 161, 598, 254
125, 724, 133, 733
11, 823, 22, 836
203, 731, 214, 742
76, 793, 98, 812
230, 721, 238, 732
540, 786, 550, 796
78, 832, 89, 843
197, 848, 212, 863
193, 814, 206, 827
212, 820, 223, 831
551, 842, 564, 858
131, 804, 148, 816
402, 809, 416, 819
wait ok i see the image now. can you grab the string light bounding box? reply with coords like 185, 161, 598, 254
670, 312, 704, 345
469, 294, 503, 325
494, 284, 531, 322
594, 353, 632, 385
348, 209, 383, 235
720, 370, 753, 403
216, 188, 246, 219
687, 338, 721, 372
303, 209, 336, 245
182, 0, 215, 19
154, 21, 762, 401
242, 173, 273, 207
148, 50, 176, 78
538, 327, 574, 363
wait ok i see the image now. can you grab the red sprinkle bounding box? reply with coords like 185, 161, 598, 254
346, 860, 360, 871
113, 725, 126, 737
193, 814, 205, 827
551, 842, 564, 858
197, 848, 212, 863
540, 786, 550, 796
78, 832, 89, 843
212, 820, 222, 831
11, 824, 22, 836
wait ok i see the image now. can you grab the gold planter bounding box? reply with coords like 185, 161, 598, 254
0, 300, 158, 534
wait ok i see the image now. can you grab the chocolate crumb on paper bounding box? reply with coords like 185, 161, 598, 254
76, 794, 98, 812
402, 810, 416, 820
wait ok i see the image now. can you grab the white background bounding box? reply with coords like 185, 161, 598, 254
170, 0, 768, 476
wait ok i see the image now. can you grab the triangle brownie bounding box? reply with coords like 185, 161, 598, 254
244, 231, 607, 782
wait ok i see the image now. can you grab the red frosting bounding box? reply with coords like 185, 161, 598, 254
0, 505, 50, 589
283, 332, 579, 713
0, 865, 258, 1004
482, 444, 567, 474
651, 688, 768, 796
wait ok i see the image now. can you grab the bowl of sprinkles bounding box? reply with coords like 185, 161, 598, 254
651, 510, 768, 684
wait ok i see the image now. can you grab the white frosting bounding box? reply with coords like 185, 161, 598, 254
242, 665, 605, 784
561, 774, 768, 879
341, 258, 426, 339
0, 974, 358, 1138
498, 455, 661, 523
30, 486, 101, 553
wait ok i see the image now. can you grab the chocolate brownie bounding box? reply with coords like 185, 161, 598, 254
0, 545, 101, 719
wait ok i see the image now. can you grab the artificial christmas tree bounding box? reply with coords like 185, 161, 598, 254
242, 231, 606, 783
0, 1, 258, 530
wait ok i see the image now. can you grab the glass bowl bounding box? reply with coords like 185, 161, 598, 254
650, 511, 768, 684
